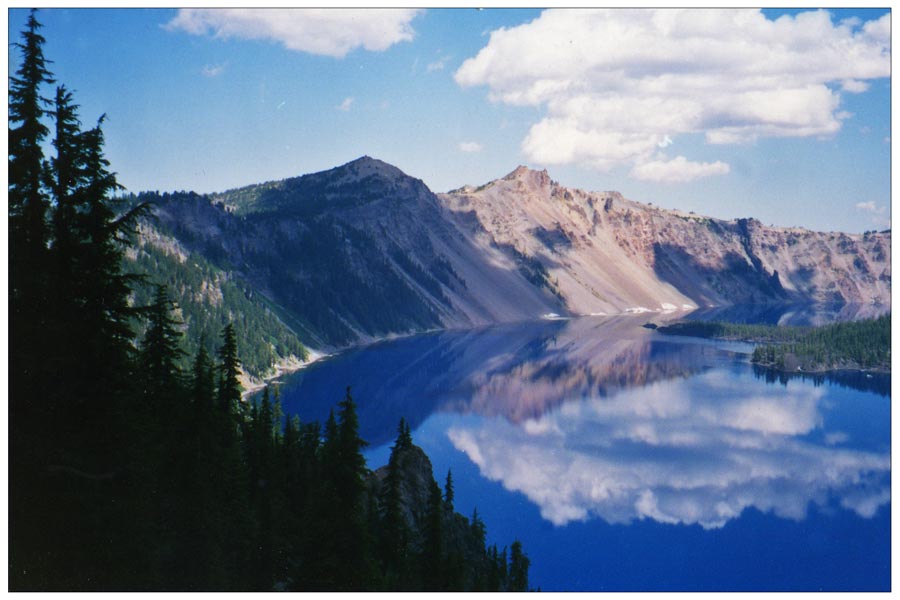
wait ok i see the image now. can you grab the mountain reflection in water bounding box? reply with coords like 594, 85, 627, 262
277, 315, 734, 445
275, 314, 889, 534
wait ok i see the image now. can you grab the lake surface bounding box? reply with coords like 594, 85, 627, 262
269, 315, 890, 591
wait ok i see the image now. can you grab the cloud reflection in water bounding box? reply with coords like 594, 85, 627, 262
448, 369, 889, 529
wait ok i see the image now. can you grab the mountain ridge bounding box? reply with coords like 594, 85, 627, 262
136, 156, 889, 354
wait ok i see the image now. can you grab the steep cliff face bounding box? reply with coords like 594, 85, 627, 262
441, 166, 890, 314
141, 158, 888, 350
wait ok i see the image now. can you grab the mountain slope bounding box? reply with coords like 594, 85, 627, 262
125, 219, 308, 381
441, 166, 890, 314
142, 157, 563, 348
137, 158, 889, 351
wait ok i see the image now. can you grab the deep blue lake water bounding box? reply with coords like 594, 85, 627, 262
268, 315, 890, 591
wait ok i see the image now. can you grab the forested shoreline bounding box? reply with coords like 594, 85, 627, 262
657, 315, 891, 374
9, 11, 528, 591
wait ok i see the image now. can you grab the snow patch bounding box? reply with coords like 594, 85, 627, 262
542, 312, 568, 320
625, 306, 653, 314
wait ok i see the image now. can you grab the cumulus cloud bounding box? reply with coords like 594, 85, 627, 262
458, 141, 483, 153
336, 97, 354, 112
455, 9, 890, 181
448, 371, 890, 529
167, 8, 422, 58
841, 79, 870, 93
630, 155, 729, 183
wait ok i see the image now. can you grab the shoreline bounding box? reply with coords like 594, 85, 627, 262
240, 348, 331, 399
750, 362, 890, 376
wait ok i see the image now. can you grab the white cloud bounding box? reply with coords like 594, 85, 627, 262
456, 9, 890, 181
856, 201, 890, 227
458, 141, 483, 153
167, 8, 422, 58
426, 55, 451, 73
336, 97, 354, 112
201, 63, 227, 77
657, 135, 673, 148
448, 371, 889, 529
630, 155, 730, 183
856, 201, 884, 214
842, 79, 870, 93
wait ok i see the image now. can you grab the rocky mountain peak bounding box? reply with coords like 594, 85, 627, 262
503, 165, 552, 187
337, 155, 408, 183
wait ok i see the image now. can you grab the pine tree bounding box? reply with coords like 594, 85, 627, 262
213, 323, 252, 590
139, 285, 187, 398
180, 344, 230, 590
380, 418, 413, 587
335, 387, 376, 588
421, 479, 446, 590
508, 540, 531, 592
9, 13, 55, 586
9, 8, 53, 310
444, 469, 455, 510
393, 417, 413, 451
218, 322, 242, 416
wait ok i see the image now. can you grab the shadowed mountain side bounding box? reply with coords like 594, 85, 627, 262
652, 243, 789, 307
140, 157, 565, 348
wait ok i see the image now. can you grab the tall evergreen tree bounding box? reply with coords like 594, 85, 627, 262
444, 469, 455, 510
334, 387, 376, 588
8, 13, 54, 586
214, 323, 252, 589
380, 418, 413, 587
421, 479, 446, 590
218, 322, 242, 415
139, 284, 187, 398
9, 8, 53, 307
508, 540, 531, 592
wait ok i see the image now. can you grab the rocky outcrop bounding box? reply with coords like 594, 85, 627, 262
366, 444, 496, 590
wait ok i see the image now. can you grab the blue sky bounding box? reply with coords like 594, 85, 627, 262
8, 7, 891, 233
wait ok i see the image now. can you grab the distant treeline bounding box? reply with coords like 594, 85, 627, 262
9, 11, 528, 591
657, 315, 890, 373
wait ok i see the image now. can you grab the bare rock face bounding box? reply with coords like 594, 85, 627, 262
440, 166, 890, 314
368, 444, 435, 539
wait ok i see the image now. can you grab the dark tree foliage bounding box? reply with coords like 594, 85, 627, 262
421, 480, 446, 591
9, 8, 53, 309
9, 13, 532, 592
660, 315, 891, 372
444, 468, 455, 510
139, 285, 187, 395
509, 540, 531, 592
379, 420, 413, 587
